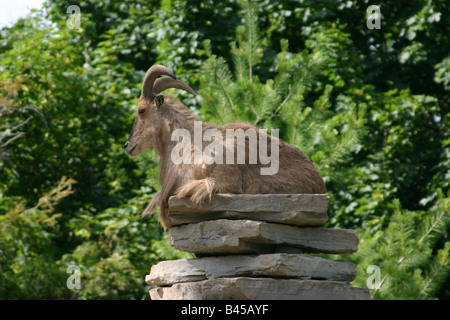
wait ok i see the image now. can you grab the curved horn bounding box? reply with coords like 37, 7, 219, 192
141, 65, 176, 98
153, 77, 197, 96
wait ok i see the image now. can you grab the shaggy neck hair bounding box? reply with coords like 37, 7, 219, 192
151, 95, 202, 227
157, 95, 199, 155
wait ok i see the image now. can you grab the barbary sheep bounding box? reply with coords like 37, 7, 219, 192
125, 65, 326, 228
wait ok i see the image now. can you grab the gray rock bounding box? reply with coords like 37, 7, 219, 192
168, 194, 329, 227
169, 219, 359, 255
146, 253, 357, 286
149, 277, 371, 300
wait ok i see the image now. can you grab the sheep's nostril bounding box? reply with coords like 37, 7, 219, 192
124, 142, 129, 149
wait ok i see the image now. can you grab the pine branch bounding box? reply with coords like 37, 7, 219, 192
214, 65, 236, 115
373, 193, 449, 299
415, 209, 446, 251
266, 64, 310, 123
420, 245, 449, 297
206, 47, 236, 118
317, 130, 359, 172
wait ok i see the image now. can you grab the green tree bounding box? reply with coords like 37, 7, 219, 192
1, 0, 449, 299
0, 177, 75, 299
349, 190, 450, 299
0, 13, 164, 299
0, 16, 143, 213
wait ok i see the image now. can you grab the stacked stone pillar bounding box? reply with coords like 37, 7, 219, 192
146, 194, 370, 300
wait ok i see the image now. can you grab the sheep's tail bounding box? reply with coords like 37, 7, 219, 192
175, 177, 215, 205
143, 178, 216, 229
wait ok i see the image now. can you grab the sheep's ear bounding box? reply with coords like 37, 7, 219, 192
155, 95, 164, 109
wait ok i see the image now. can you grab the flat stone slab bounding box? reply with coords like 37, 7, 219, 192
149, 277, 371, 300
146, 253, 357, 286
168, 194, 329, 227
169, 219, 359, 255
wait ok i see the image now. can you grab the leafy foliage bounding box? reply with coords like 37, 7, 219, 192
0, 178, 75, 299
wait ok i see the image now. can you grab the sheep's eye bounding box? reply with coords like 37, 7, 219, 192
138, 108, 145, 114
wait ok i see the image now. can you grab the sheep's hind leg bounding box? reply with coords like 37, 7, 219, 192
141, 191, 172, 229
175, 177, 215, 205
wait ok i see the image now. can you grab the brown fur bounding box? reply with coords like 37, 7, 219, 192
126, 95, 326, 229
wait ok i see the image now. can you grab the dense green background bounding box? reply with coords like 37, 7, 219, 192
0, 0, 448, 299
